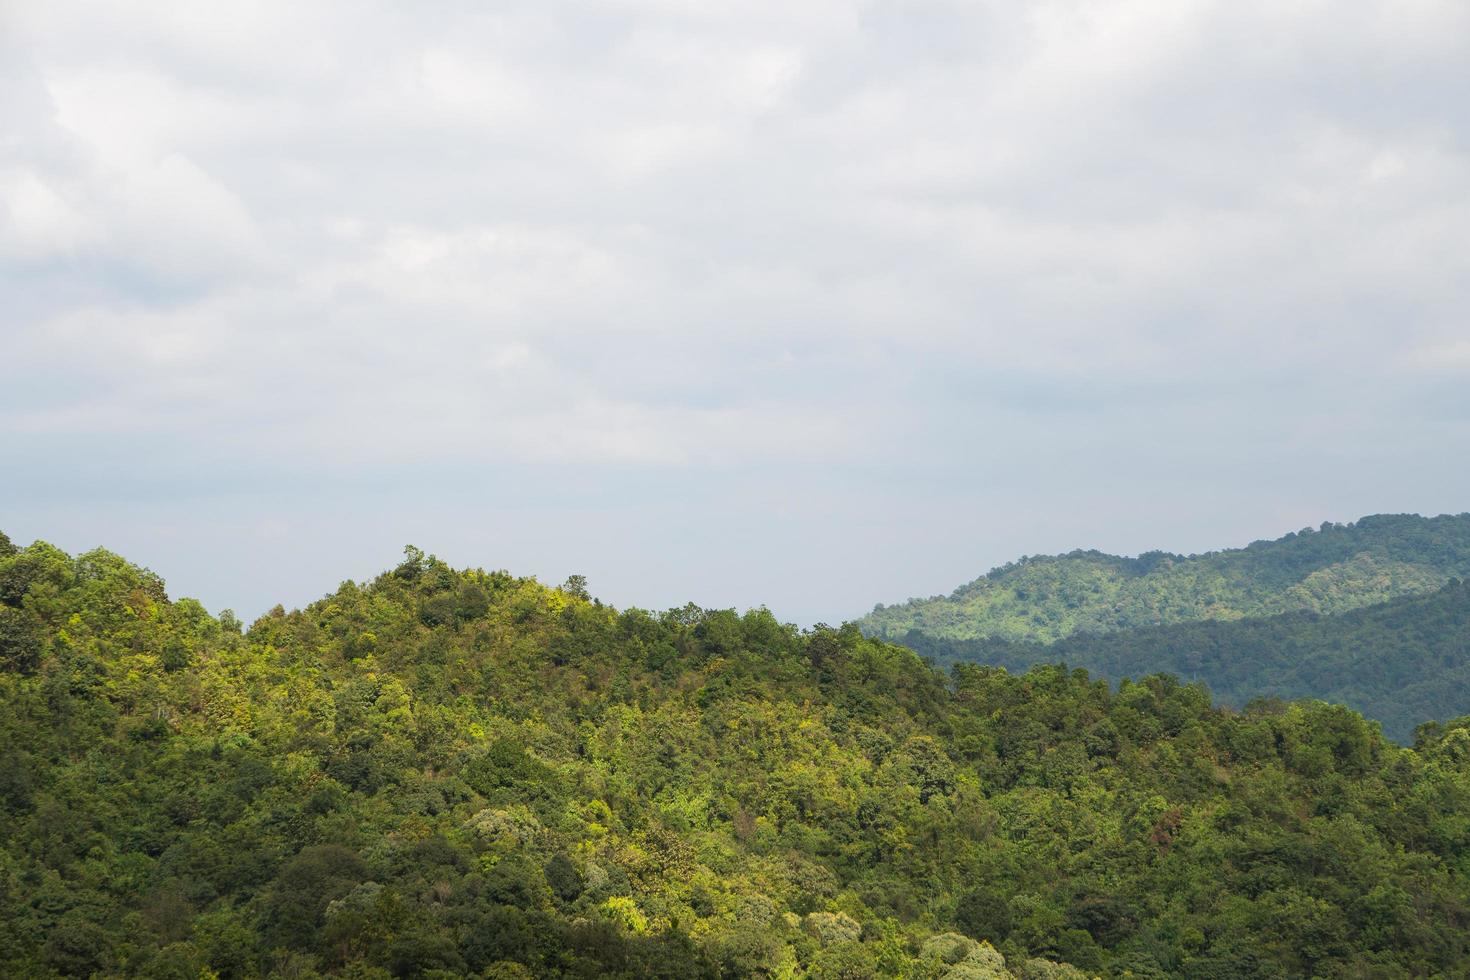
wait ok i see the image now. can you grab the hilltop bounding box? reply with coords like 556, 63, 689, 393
860, 513, 1470, 644
4, 532, 1470, 977
900, 579, 1470, 744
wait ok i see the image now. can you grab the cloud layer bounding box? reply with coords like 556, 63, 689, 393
4, 0, 1469, 621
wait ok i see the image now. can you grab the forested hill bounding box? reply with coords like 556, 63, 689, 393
899, 580, 1470, 745
7, 534, 1470, 977
860, 513, 1470, 644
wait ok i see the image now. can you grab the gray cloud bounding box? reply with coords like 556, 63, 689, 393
3, 0, 1469, 622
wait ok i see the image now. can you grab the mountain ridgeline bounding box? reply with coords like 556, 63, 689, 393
860, 514, 1470, 644
6, 532, 1470, 977
899, 579, 1470, 744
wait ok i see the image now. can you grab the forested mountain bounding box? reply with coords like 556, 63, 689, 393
860, 513, 1470, 644
7, 532, 1470, 977
899, 580, 1470, 744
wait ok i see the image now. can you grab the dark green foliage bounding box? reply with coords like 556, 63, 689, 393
0, 606, 43, 673
44, 914, 114, 977
465, 738, 554, 800
908, 579, 1470, 742
956, 887, 1013, 943
546, 854, 584, 902
3, 532, 1470, 977
863, 513, 1470, 643
387, 932, 466, 976
267, 844, 369, 949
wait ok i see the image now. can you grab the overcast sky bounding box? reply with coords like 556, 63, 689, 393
3, 0, 1469, 624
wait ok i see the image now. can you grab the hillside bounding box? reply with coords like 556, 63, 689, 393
898, 580, 1470, 744
860, 513, 1470, 644
5, 532, 1470, 977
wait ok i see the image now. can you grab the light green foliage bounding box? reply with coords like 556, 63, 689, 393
862, 513, 1470, 643
2, 534, 1470, 977
1017, 959, 1092, 979
942, 958, 1012, 980
919, 937, 1028, 980
922, 932, 983, 964
804, 911, 863, 947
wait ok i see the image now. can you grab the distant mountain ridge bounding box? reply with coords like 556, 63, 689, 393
899, 579, 1470, 744
860, 513, 1470, 644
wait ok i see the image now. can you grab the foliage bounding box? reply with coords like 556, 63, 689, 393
4, 535, 1470, 977
861, 513, 1470, 643
904, 579, 1470, 743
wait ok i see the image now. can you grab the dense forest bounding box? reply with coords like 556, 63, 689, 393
860, 514, 1470, 644
6, 531, 1470, 978
898, 580, 1470, 744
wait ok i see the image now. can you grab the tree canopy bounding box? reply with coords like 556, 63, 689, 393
4, 535, 1470, 977
902, 578, 1470, 744
861, 513, 1470, 644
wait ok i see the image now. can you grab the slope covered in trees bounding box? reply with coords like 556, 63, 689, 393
899, 580, 1470, 744
860, 513, 1470, 644
5, 532, 1470, 977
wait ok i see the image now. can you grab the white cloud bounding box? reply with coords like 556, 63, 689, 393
0, 167, 98, 258
2, 0, 1468, 621
1398, 340, 1470, 375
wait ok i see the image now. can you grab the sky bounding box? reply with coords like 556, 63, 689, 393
3, 0, 1470, 625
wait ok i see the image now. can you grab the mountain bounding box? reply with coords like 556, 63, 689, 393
6, 533, 1470, 977
860, 513, 1470, 644
898, 580, 1470, 744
